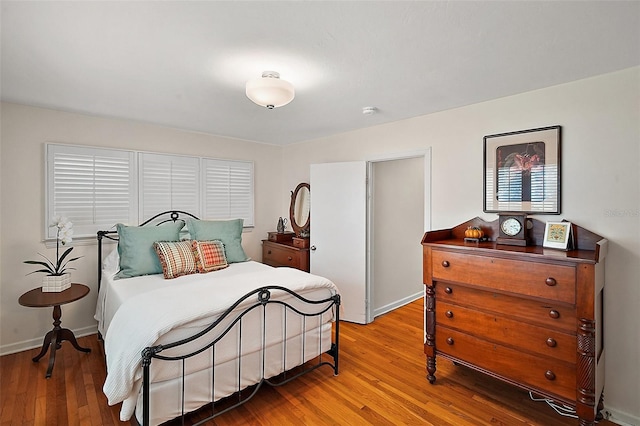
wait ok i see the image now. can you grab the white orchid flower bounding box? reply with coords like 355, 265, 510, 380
50, 216, 71, 229
59, 227, 74, 245
58, 217, 70, 229
26, 216, 80, 276
49, 216, 62, 227
49, 216, 74, 244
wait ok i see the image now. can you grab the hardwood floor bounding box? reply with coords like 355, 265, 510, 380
1, 299, 613, 425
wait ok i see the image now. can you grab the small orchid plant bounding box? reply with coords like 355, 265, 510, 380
24, 216, 81, 276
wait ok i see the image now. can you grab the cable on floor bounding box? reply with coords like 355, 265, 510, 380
529, 392, 578, 419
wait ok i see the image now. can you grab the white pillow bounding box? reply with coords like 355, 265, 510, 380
103, 248, 120, 275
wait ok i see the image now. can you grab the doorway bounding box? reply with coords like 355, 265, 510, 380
370, 156, 425, 318
310, 149, 430, 323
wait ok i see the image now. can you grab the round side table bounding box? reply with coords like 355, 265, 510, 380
18, 283, 91, 378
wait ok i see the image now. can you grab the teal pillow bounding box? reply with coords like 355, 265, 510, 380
115, 221, 185, 279
186, 218, 249, 263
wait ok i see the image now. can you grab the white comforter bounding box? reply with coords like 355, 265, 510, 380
102, 265, 337, 421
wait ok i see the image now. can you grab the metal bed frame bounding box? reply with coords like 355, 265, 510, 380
96, 211, 340, 426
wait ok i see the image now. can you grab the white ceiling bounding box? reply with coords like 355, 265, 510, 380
2, 1, 639, 145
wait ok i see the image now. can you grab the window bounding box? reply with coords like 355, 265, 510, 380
46, 144, 254, 239
139, 153, 200, 221
46, 144, 136, 239
203, 159, 254, 225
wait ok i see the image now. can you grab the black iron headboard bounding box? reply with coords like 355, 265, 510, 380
96, 210, 200, 288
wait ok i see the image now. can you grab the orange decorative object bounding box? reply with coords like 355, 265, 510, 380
465, 226, 484, 239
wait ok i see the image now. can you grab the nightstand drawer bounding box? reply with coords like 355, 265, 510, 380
436, 327, 576, 402
263, 244, 300, 269
431, 250, 576, 304
436, 301, 576, 363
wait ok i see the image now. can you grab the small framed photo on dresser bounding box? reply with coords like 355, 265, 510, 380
543, 221, 573, 250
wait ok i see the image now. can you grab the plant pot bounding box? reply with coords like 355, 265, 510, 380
42, 273, 71, 293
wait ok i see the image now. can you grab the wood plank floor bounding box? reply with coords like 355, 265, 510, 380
1, 299, 613, 425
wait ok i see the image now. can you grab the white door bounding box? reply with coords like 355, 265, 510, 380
310, 161, 368, 324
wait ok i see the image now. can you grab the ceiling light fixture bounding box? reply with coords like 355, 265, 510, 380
246, 71, 295, 109
362, 106, 377, 115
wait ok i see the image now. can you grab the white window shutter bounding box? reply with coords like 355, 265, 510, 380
46, 144, 136, 239
139, 153, 200, 221
47, 145, 254, 239
203, 159, 254, 226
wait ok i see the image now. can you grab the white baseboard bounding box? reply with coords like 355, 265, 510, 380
373, 291, 422, 318
0, 325, 98, 356
604, 407, 640, 426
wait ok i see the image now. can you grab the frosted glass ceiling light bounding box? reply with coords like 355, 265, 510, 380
246, 71, 295, 109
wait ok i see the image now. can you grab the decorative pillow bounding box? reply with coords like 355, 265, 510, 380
153, 241, 198, 279
186, 218, 249, 263
115, 221, 184, 279
192, 240, 229, 273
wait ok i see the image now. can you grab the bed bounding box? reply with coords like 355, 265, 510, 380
95, 211, 340, 426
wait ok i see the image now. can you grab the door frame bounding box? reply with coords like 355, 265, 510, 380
365, 148, 431, 323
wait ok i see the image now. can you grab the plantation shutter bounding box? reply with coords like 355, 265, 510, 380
139, 153, 200, 222
46, 144, 136, 239
47, 144, 254, 240
203, 159, 254, 226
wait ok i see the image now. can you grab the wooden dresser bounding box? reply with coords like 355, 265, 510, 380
421, 217, 607, 426
262, 239, 310, 272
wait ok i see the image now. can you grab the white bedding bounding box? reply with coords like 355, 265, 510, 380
96, 254, 338, 424
95, 252, 279, 336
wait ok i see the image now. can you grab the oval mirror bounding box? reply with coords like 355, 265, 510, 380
290, 183, 310, 237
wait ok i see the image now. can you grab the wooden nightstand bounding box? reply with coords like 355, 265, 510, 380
18, 283, 91, 378
262, 240, 310, 272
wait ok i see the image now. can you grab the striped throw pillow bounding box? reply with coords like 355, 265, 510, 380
192, 240, 229, 273
153, 241, 198, 279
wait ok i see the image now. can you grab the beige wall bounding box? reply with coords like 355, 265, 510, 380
282, 67, 640, 423
0, 103, 284, 354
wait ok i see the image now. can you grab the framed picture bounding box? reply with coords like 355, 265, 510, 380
543, 221, 573, 250
483, 125, 561, 214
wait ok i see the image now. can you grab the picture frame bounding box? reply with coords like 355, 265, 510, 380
543, 221, 573, 250
483, 125, 561, 214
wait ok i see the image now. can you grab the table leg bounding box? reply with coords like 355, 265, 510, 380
57, 328, 91, 353
45, 329, 59, 378
31, 329, 54, 362
32, 304, 90, 379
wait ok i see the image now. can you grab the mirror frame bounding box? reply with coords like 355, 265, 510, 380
289, 182, 310, 237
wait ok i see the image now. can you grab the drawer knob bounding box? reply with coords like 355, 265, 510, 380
268, 250, 272, 255
445, 310, 454, 318
545, 370, 556, 381
546, 338, 557, 347
287, 256, 293, 261
545, 277, 557, 286
549, 310, 560, 319
442, 260, 450, 268
446, 337, 454, 345
444, 287, 453, 294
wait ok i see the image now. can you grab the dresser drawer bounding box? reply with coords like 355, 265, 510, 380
435, 283, 576, 333
263, 243, 301, 269
436, 327, 576, 402
436, 301, 576, 363
431, 250, 576, 304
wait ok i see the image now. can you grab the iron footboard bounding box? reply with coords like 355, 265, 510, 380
140, 285, 340, 426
